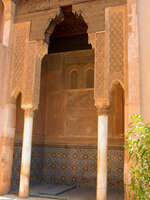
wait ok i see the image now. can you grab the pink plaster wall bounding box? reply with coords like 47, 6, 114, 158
0, 1, 4, 43
0, 44, 8, 137
137, 0, 150, 122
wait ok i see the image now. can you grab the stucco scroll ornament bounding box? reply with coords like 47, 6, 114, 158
36, 40, 48, 61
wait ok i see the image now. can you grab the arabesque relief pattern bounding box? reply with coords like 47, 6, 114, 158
106, 6, 126, 87
9, 22, 48, 108
110, 12, 124, 74
94, 6, 126, 109
9, 22, 30, 100
94, 32, 106, 102
22, 40, 48, 108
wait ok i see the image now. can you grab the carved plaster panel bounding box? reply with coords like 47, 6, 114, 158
94, 6, 126, 109
16, 0, 88, 16
105, 6, 126, 88
22, 40, 48, 109
9, 21, 48, 109
30, 8, 60, 41
94, 31, 109, 107
9, 22, 30, 101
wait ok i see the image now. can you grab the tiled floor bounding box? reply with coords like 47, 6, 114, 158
1, 187, 124, 200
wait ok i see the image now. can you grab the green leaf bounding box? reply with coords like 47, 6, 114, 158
125, 113, 150, 199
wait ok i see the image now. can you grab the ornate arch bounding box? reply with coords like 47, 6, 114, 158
10, 87, 22, 103
109, 80, 125, 93
44, 9, 64, 44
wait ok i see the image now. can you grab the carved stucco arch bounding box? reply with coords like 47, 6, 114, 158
65, 65, 80, 89
44, 6, 90, 45
10, 87, 22, 104
84, 63, 94, 72
44, 8, 64, 44
109, 80, 125, 109
110, 80, 125, 93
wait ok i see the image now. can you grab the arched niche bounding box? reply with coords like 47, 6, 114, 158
70, 70, 78, 89
109, 82, 124, 140
86, 69, 94, 88
0, 0, 4, 43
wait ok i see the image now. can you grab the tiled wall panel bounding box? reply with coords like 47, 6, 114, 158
11, 146, 124, 191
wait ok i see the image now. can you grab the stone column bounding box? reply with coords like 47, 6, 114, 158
96, 107, 108, 200
19, 108, 34, 198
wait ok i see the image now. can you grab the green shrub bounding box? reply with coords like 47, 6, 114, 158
126, 114, 150, 199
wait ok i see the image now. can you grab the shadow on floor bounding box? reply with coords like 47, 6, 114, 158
8, 184, 124, 200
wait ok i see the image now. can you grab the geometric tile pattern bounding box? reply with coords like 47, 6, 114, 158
42, 148, 97, 187
11, 146, 124, 191
11, 147, 22, 190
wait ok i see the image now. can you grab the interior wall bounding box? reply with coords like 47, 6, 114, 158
137, 0, 150, 122
11, 50, 97, 145
0, 0, 4, 43
44, 49, 97, 145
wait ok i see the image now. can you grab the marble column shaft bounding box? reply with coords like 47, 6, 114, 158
19, 108, 34, 198
97, 109, 108, 200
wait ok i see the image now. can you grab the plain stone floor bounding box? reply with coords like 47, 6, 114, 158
0, 187, 124, 200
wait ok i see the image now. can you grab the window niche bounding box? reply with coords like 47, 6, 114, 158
86, 69, 94, 88
70, 70, 78, 89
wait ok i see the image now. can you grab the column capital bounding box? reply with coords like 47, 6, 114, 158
24, 108, 34, 118
96, 105, 109, 116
